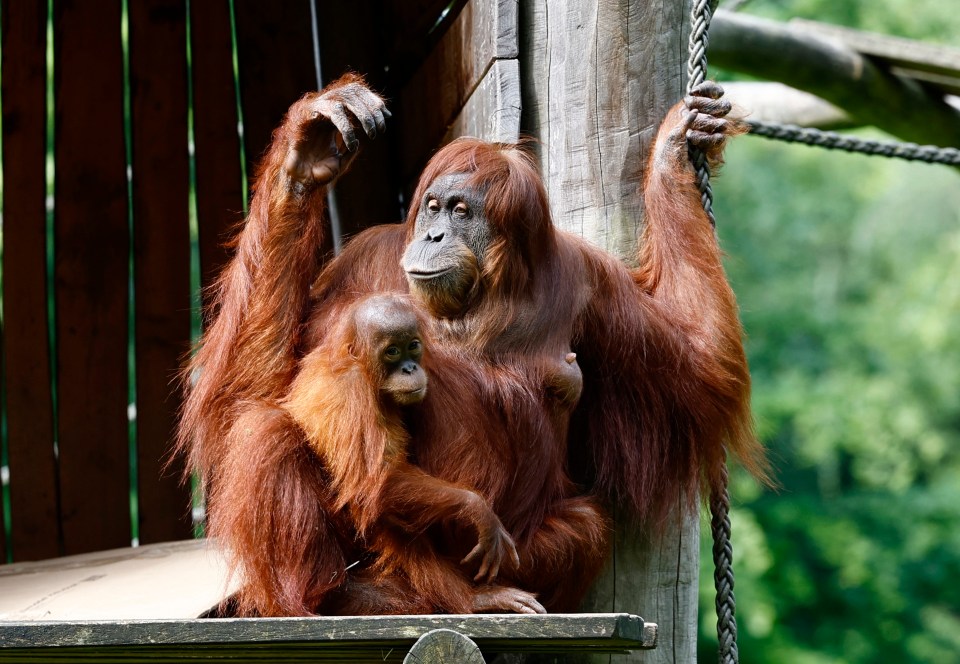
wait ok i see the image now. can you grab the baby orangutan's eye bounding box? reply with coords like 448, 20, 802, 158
383, 346, 401, 362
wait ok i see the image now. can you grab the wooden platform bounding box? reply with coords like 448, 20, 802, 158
0, 614, 656, 662
0, 540, 236, 621
0, 541, 656, 661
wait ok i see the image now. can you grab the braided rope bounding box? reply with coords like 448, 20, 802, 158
710, 461, 738, 664
747, 119, 960, 165
687, 0, 718, 227
687, 1, 739, 663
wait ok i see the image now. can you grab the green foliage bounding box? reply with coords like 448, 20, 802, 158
742, 0, 960, 44
698, 129, 960, 663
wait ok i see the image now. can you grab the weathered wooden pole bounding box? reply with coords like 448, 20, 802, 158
438, 1, 698, 661
520, 1, 698, 662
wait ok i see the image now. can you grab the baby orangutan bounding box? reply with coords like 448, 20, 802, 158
283, 294, 541, 614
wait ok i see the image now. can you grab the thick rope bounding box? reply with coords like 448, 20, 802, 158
687, 1, 739, 663
747, 119, 960, 165
687, 0, 719, 227
710, 460, 738, 664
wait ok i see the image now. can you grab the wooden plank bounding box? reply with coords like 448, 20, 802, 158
0, 0, 60, 562
315, 3, 403, 237
52, 0, 131, 555
0, 540, 237, 621
128, 0, 194, 545
444, 58, 521, 143
232, 0, 317, 175
520, 1, 698, 662
0, 613, 656, 661
189, 0, 245, 310
232, 1, 336, 257
397, 0, 519, 186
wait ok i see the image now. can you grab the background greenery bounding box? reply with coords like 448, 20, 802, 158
698, 2, 960, 662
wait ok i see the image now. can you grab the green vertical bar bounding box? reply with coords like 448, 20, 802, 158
120, 0, 138, 545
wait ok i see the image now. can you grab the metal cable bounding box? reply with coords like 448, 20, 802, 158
687, 1, 740, 663
747, 120, 960, 166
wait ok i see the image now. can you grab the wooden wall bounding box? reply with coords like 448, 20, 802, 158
0, 0, 483, 564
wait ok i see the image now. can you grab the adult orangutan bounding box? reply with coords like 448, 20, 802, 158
177, 73, 765, 616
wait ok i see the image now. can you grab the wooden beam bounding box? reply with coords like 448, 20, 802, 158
444, 58, 521, 143
521, 0, 690, 261
789, 18, 960, 83
128, 0, 194, 546
724, 81, 855, 129
790, 21, 960, 97
403, 629, 485, 664
52, 0, 131, 556
521, 1, 698, 662
889, 69, 960, 97
710, 9, 960, 148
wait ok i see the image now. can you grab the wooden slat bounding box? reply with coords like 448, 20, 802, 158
128, 0, 193, 545
231, 1, 337, 257
1, 0, 60, 562
232, 0, 317, 175
315, 3, 403, 237
397, 0, 519, 187
444, 59, 521, 143
189, 0, 245, 308
52, 0, 131, 555
0, 613, 656, 662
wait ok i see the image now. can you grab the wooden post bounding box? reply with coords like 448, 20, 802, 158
404, 629, 486, 664
520, 1, 698, 662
